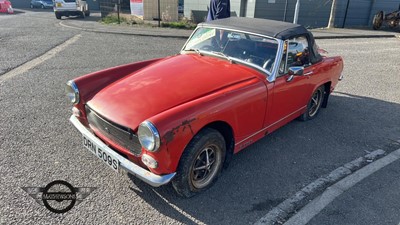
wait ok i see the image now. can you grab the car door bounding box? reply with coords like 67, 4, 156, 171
265, 35, 315, 131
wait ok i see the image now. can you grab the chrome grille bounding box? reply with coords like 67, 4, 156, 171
85, 106, 142, 156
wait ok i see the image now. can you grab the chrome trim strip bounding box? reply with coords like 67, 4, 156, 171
235, 106, 307, 146
70, 115, 176, 187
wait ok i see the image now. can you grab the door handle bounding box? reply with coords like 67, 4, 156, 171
304, 71, 313, 76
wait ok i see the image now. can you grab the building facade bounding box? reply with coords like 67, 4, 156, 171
184, 0, 400, 28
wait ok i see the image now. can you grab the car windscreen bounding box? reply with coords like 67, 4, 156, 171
63, 0, 75, 2
183, 27, 279, 74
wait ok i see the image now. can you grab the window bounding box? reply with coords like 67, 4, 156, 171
183, 27, 279, 74
279, 36, 310, 75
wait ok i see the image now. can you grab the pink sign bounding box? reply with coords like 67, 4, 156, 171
130, 0, 143, 16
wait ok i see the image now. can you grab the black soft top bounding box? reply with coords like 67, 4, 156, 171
199, 17, 308, 40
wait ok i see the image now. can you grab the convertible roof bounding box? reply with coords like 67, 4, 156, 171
199, 17, 309, 40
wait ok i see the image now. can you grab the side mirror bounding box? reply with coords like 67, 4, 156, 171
288, 66, 304, 76
287, 66, 304, 82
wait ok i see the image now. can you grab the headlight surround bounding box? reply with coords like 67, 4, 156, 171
65, 80, 80, 104
138, 121, 160, 152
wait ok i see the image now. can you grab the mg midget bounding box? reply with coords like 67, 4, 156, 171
66, 17, 344, 197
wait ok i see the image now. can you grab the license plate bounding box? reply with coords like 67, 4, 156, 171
82, 134, 119, 172
56, 3, 62, 7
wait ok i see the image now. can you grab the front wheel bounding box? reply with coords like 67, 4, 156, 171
299, 86, 325, 121
172, 128, 226, 198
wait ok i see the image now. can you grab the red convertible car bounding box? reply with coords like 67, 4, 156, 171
67, 18, 343, 197
0, 0, 13, 14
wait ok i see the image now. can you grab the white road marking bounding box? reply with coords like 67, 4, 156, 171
283, 148, 400, 225
0, 34, 81, 83
152, 190, 206, 225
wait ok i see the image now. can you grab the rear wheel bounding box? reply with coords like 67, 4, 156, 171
372, 11, 383, 30
84, 10, 90, 17
299, 86, 325, 121
55, 12, 61, 19
80, 11, 85, 18
172, 128, 226, 198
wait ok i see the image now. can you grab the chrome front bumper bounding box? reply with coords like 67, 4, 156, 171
69, 115, 176, 187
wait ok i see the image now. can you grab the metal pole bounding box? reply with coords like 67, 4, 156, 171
158, 0, 161, 27
117, 0, 120, 24
342, 0, 350, 28
283, 0, 288, 22
293, 0, 300, 24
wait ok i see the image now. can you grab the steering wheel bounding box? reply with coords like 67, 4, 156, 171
200, 45, 215, 51
263, 58, 274, 71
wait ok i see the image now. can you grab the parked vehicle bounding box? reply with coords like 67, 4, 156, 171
30, 0, 53, 9
0, 0, 13, 14
372, 8, 400, 30
66, 17, 344, 197
53, 0, 89, 19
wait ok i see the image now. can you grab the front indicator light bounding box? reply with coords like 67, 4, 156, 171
72, 107, 81, 117
141, 154, 158, 169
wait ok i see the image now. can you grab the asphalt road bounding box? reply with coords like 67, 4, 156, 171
1, 10, 400, 225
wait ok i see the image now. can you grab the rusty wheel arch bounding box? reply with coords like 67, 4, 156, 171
199, 121, 235, 169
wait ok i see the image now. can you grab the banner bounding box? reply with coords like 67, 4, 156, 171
130, 0, 143, 16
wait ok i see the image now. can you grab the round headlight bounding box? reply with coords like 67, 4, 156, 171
65, 80, 80, 104
138, 121, 160, 152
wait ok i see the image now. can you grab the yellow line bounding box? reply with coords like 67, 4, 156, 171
0, 34, 81, 83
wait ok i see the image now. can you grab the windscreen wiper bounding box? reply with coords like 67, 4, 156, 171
211, 51, 235, 64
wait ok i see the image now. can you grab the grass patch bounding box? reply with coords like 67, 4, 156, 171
100, 13, 143, 25
161, 21, 196, 29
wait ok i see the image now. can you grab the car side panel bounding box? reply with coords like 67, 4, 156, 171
266, 56, 343, 133
146, 78, 268, 175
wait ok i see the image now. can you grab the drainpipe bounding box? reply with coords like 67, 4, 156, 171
293, 0, 300, 24
342, 0, 350, 28
158, 0, 161, 27
283, 0, 288, 22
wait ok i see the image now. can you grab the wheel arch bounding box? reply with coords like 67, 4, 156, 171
200, 121, 235, 169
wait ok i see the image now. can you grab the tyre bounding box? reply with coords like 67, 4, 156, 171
299, 86, 325, 121
172, 128, 226, 198
372, 11, 383, 30
80, 11, 85, 18
84, 10, 90, 17
55, 12, 61, 19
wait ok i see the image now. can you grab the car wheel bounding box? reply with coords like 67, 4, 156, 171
55, 12, 61, 19
372, 11, 383, 30
84, 10, 90, 17
299, 85, 325, 121
172, 128, 226, 198
80, 11, 85, 18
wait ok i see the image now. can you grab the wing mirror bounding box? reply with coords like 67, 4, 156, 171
287, 66, 304, 82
